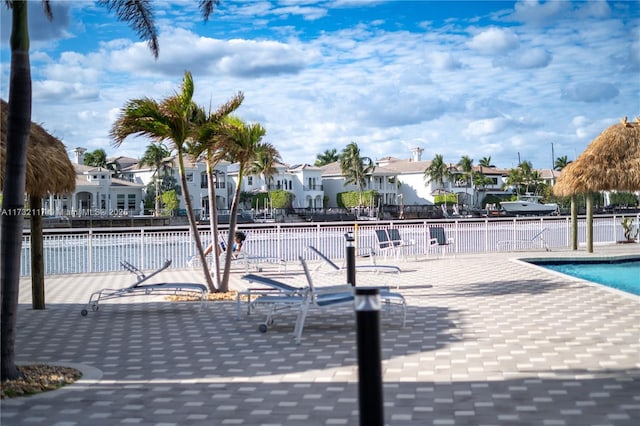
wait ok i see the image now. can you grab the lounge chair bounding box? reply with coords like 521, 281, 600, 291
305, 245, 402, 281
428, 226, 455, 257
295, 256, 406, 344
241, 257, 406, 344
80, 259, 208, 316
190, 233, 287, 273
374, 228, 416, 260
237, 274, 307, 330
497, 228, 550, 252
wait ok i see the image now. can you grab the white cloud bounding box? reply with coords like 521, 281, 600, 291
429, 52, 463, 71
3, 0, 636, 173
464, 118, 510, 137
493, 47, 551, 69
561, 82, 620, 103
467, 27, 519, 54
104, 28, 310, 78
272, 5, 328, 21
509, 0, 571, 26
33, 80, 99, 102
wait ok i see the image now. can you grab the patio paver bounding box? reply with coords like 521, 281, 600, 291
2, 245, 639, 425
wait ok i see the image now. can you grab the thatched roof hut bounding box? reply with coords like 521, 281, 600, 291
1, 98, 77, 310
0, 99, 76, 196
554, 117, 640, 196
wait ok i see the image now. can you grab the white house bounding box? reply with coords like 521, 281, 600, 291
319, 161, 398, 209
43, 147, 145, 216
226, 162, 325, 210
46, 145, 560, 219
288, 163, 324, 209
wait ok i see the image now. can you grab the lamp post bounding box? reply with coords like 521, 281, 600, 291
345, 232, 356, 287
355, 287, 384, 426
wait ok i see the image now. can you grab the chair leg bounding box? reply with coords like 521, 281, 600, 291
293, 301, 311, 344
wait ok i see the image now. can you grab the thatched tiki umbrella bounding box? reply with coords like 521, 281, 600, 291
554, 117, 640, 252
1, 99, 76, 309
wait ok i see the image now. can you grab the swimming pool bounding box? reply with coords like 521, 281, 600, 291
526, 257, 640, 296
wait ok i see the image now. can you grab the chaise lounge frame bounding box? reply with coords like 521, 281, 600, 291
240, 256, 406, 344
80, 259, 208, 316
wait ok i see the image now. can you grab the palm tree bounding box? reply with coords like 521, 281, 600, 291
2, 0, 214, 382
519, 160, 534, 193
472, 170, 494, 206
215, 117, 281, 291
529, 170, 544, 195
425, 154, 453, 208
554, 155, 571, 171
315, 149, 339, 167
457, 155, 474, 207
478, 156, 495, 168
425, 154, 451, 190
84, 148, 109, 167
339, 142, 374, 206
249, 149, 278, 192
190, 92, 245, 291
110, 70, 215, 292
504, 168, 520, 195
139, 143, 172, 216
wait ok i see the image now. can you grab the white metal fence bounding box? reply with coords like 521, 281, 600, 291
19, 214, 640, 276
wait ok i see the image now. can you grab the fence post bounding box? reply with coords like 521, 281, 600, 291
484, 218, 489, 252
140, 228, 145, 270
87, 229, 93, 273
355, 287, 384, 426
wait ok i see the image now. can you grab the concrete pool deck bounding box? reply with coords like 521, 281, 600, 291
2, 244, 639, 425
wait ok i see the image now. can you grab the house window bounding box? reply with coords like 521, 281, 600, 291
117, 194, 125, 209
200, 173, 208, 188
186, 172, 193, 182
247, 176, 253, 185
128, 194, 136, 210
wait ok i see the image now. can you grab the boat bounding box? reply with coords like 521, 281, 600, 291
499, 194, 558, 216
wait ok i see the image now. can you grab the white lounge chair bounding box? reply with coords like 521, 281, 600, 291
497, 228, 550, 252
305, 245, 402, 280
190, 233, 287, 273
80, 259, 208, 316
240, 257, 407, 344
238, 274, 307, 330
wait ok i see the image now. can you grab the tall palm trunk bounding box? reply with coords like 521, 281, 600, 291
220, 169, 244, 292
176, 150, 215, 291
30, 195, 45, 310
205, 160, 221, 290
1, 1, 31, 381
154, 173, 161, 216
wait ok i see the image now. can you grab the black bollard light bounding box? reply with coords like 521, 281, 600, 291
355, 287, 384, 426
345, 232, 356, 287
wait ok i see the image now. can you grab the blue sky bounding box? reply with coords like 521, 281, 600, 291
1, 0, 638, 170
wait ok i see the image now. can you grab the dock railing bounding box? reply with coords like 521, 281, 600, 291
19, 214, 639, 276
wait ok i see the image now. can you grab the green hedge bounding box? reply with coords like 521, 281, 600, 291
251, 190, 294, 209
337, 190, 379, 208
433, 194, 457, 206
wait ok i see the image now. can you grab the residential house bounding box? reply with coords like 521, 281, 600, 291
226, 162, 325, 210
43, 147, 145, 216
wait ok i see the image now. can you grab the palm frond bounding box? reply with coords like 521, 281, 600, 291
198, 0, 220, 21
98, 0, 159, 58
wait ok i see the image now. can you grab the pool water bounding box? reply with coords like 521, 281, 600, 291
532, 259, 640, 296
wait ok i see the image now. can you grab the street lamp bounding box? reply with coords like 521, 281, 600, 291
355, 287, 383, 426
344, 232, 356, 287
